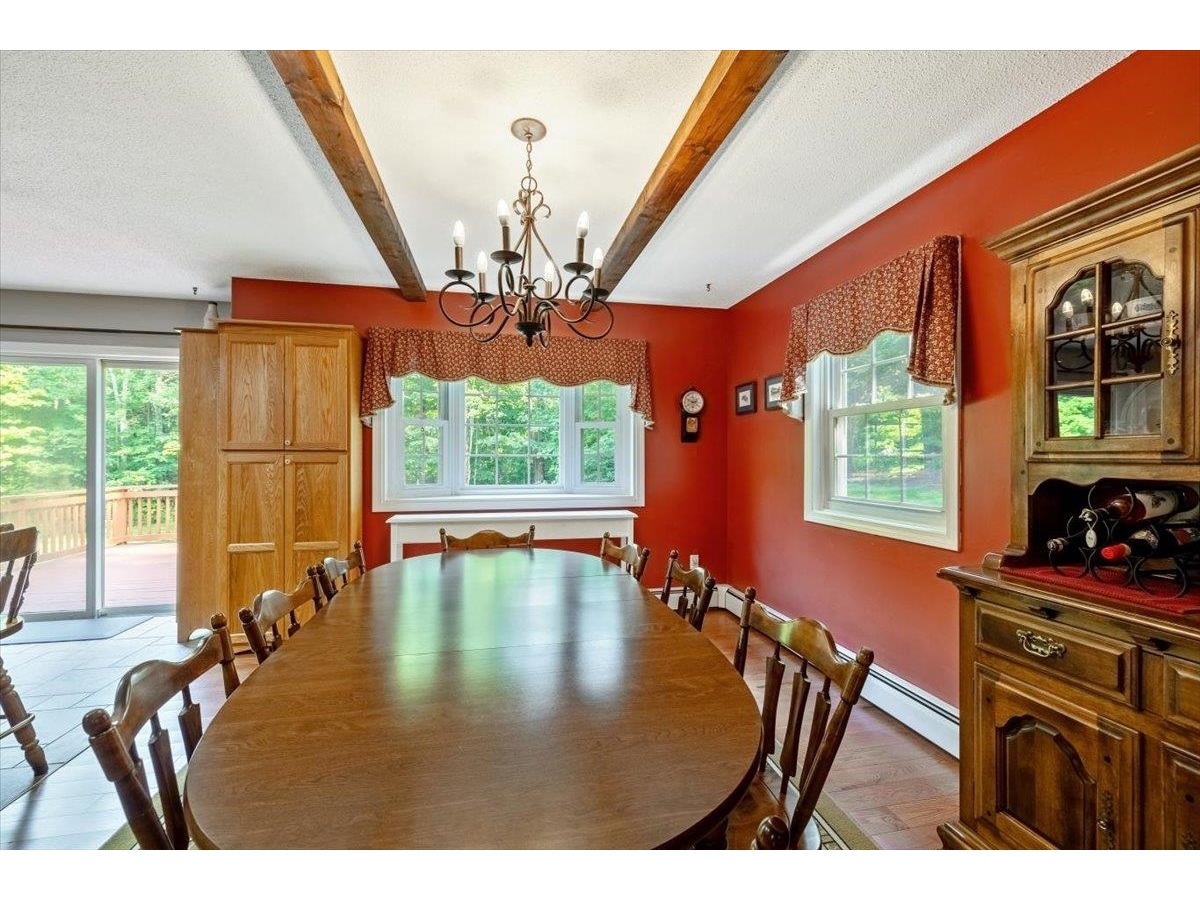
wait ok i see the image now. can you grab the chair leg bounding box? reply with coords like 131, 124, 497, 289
0, 653, 49, 776
694, 817, 729, 850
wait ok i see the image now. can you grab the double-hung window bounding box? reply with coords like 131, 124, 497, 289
804, 331, 959, 549
375, 374, 644, 511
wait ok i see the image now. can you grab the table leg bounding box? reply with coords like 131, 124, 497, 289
0, 651, 49, 776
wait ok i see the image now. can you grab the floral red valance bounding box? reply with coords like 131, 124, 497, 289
361, 327, 654, 426
781, 235, 960, 403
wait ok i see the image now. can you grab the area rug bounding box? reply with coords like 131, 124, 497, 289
814, 794, 878, 850
2, 615, 152, 645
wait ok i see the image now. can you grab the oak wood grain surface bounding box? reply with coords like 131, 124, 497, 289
183, 549, 763, 849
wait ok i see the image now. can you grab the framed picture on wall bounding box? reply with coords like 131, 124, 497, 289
764, 374, 784, 410
735, 381, 756, 415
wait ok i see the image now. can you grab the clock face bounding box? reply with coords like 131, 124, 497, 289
681, 389, 705, 415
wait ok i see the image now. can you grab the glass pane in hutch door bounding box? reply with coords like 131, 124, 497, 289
1104, 261, 1163, 325
1049, 270, 1097, 335
1104, 380, 1162, 436
1050, 387, 1096, 438
1050, 335, 1095, 384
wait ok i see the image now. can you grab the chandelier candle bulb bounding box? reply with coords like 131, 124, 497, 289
543, 260, 556, 298
592, 248, 604, 286
497, 201, 512, 251
477, 251, 488, 293
452, 220, 465, 271
576, 212, 589, 238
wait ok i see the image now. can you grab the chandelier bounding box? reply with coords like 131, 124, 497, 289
439, 118, 613, 347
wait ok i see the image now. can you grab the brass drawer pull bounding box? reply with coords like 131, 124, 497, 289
1015, 629, 1067, 659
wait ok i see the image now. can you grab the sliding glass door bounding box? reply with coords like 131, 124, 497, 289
102, 363, 179, 613
0, 359, 91, 615
0, 350, 179, 619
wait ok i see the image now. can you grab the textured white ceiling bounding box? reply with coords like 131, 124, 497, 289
0, 50, 1132, 309
618, 50, 1132, 307
329, 50, 718, 294
0, 50, 392, 302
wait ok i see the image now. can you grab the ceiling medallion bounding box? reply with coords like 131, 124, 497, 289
440, 118, 613, 347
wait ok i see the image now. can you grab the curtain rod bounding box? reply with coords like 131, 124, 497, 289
0, 324, 181, 337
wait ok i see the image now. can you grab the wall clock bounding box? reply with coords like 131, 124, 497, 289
680, 387, 704, 443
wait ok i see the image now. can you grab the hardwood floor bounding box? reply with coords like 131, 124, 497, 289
701, 609, 959, 849
1, 610, 958, 849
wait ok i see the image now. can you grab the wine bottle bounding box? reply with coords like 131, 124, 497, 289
1047, 535, 1080, 554
1087, 485, 1200, 525
1099, 525, 1200, 561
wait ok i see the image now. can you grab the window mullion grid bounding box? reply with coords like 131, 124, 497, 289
562, 385, 577, 494
448, 381, 465, 495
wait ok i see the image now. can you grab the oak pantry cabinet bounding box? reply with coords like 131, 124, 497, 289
176, 320, 362, 641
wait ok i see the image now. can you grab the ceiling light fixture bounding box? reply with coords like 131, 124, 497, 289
439, 118, 613, 347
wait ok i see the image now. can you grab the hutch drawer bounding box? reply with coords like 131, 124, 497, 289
976, 602, 1140, 706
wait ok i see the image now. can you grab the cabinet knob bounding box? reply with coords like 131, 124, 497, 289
284, 439, 292, 446
285, 457, 292, 465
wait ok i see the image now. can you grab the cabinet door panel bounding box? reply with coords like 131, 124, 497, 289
224, 453, 284, 620
222, 333, 285, 449
1158, 743, 1200, 850
286, 334, 349, 450
285, 452, 347, 603
976, 668, 1138, 849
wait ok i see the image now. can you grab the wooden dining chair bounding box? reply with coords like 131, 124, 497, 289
82, 613, 241, 850
599, 532, 651, 583
661, 549, 716, 631
440, 525, 535, 551
238, 569, 326, 664
318, 540, 368, 602
714, 588, 874, 850
1, 524, 48, 776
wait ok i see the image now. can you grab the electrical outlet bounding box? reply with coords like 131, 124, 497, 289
689, 554, 700, 569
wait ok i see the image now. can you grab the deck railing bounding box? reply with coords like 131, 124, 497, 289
0, 485, 177, 560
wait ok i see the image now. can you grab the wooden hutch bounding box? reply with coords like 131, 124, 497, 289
176, 320, 362, 643
939, 147, 1200, 850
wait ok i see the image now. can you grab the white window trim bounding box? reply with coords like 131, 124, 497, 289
803, 349, 960, 551
373, 379, 646, 513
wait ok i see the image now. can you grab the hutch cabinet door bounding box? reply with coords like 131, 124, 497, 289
223, 453, 285, 620
285, 452, 348, 602
1027, 216, 1189, 460
975, 669, 1139, 849
1155, 742, 1200, 850
221, 331, 286, 450
285, 333, 349, 451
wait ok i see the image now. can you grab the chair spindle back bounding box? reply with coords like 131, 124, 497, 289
661, 549, 716, 631
82, 613, 241, 849
599, 532, 651, 582
733, 588, 874, 850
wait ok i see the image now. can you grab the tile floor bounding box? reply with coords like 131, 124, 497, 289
0, 616, 255, 849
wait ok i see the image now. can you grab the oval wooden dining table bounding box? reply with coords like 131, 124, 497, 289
184, 548, 763, 849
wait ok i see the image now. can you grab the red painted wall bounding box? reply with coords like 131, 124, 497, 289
233, 51, 1199, 709
232, 280, 730, 578
723, 51, 1200, 705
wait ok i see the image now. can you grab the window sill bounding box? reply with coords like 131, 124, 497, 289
375, 491, 643, 513
804, 506, 959, 551
386, 509, 639, 561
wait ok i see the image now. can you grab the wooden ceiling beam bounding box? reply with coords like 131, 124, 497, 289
602, 50, 788, 293
269, 50, 427, 301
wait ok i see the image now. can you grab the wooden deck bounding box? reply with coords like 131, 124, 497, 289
20, 542, 177, 615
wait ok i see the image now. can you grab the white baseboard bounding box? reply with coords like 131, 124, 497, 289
716, 586, 960, 759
